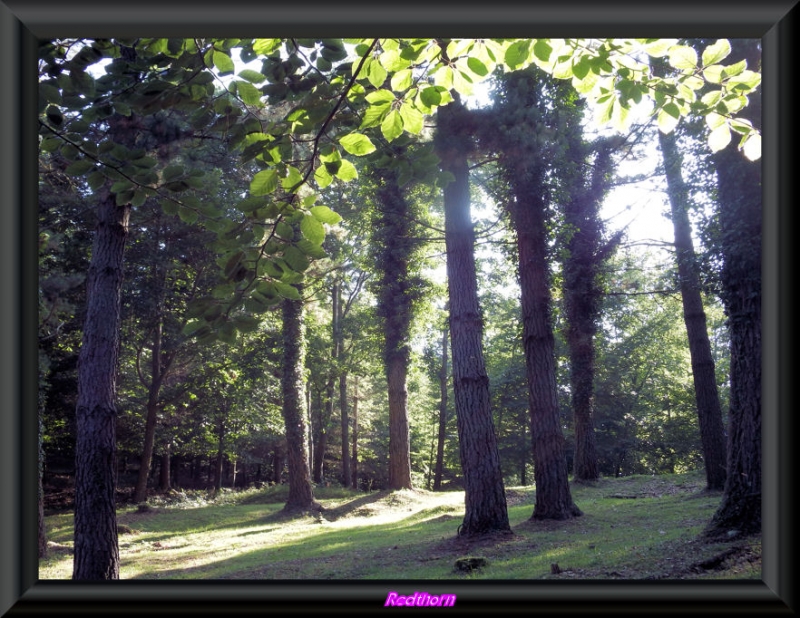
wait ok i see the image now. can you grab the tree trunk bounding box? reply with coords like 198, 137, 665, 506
705, 38, 762, 538
160, 442, 171, 492
658, 126, 728, 491
436, 99, 510, 537
372, 168, 415, 491
433, 324, 448, 491
38, 413, 47, 559
214, 419, 224, 494
72, 188, 128, 580
281, 291, 319, 511
351, 377, 359, 490
510, 190, 583, 520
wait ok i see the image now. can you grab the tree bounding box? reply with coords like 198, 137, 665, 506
656, 118, 728, 491
492, 70, 582, 520
369, 164, 421, 490
704, 39, 762, 538
435, 95, 511, 536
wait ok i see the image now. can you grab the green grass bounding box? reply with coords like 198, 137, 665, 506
39, 471, 761, 580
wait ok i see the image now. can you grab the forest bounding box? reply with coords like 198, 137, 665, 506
34, 37, 763, 583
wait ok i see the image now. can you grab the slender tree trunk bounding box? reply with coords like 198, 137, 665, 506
340, 373, 349, 487
311, 390, 327, 483
433, 324, 448, 491
160, 442, 171, 491
214, 418, 224, 494
658, 126, 728, 491
72, 188, 128, 580
281, 290, 319, 511
351, 377, 359, 490
705, 38, 762, 538
436, 99, 510, 537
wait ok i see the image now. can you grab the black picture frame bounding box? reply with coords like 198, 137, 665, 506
2, 1, 795, 614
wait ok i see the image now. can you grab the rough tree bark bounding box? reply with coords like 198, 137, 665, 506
658, 125, 728, 492
280, 288, 320, 512
72, 186, 128, 580
436, 98, 510, 536
705, 39, 762, 538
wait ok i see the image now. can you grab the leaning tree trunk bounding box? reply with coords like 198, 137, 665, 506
436, 99, 510, 537
658, 126, 728, 492
280, 288, 319, 512
72, 188, 128, 580
705, 38, 762, 538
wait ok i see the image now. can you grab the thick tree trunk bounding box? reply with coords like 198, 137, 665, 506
281, 292, 319, 511
705, 39, 762, 537
372, 169, 415, 491
437, 100, 510, 537
433, 324, 448, 491
658, 127, 728, 491
387, 353, 412, 489
72, 189, 128, 580
38, 413, 47, 558
511, 191, 583, 520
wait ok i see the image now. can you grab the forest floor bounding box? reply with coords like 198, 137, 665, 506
39, 469, 761, 581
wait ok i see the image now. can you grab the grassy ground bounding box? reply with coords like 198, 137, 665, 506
39, 470, 761, 580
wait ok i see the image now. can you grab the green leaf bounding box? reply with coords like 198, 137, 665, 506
339, 132, 376, 156
183, 319, 208, 336
466, 56, 489, 77
657, 107, 680, 134
314, 164, 334, 189
281, 166, 303, 192
64, 160, 95, 176
335, 158, 358, 181
300, 214, 325, 245
365, 89, 396, 106
238, 69, 267, 83
235, 81, 263, 106
419, 86, 443, 109
162, 165, 184, 182
218, 321, 238, 345
702, 64, 725, 84
532, 40, 553, 64
178, 206, 199, 224
224, 251, 245, 278
642, 39, 677, 58
296, 239, 328, 259
274, 281, 301, 300
702, 39, 731, 67
399, 102, 424, 134
213, 50, 235, 75
390, 69, 413, 92
708, 123, 731, 152
276, 220, 295, 240
250, 169, 279, 195
741, 132, 761, 161
381, 109, 403, 142
367, 60, 387, 89
668, 45, 698, 71
310, 205, 342, 225
505, 40, 531, 69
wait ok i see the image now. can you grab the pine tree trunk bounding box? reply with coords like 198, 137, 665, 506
160, 442, 171, 492
705, 39, 762, 537
437, 99, 510, 536
511, 190, 583, 520
281, 291, 318, 511
658, 126, 728, 491
72, 188, 128, 580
